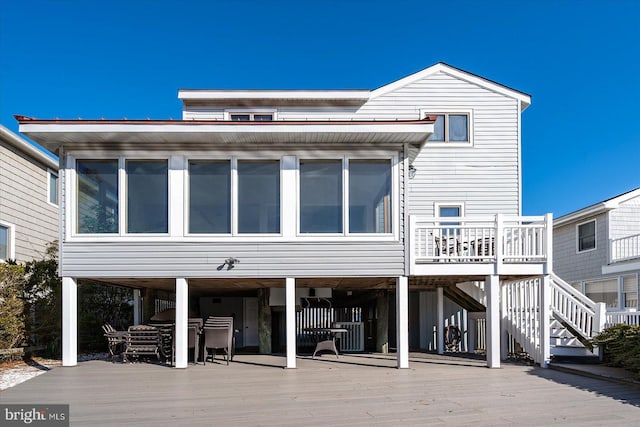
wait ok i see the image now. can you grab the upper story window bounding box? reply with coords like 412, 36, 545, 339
298, 158, 393, 235
48, 169, 59, 206
435, 203, 464, 236
188, 160, 231, 234
230, 113, 274, 121
425, 113, 470, 143
126, 160, 168, 234
577, 219, 596, 252
349, 160, 391, 233
77, 160, 119, 234
238, 160, 280, 234
300, 160, 343, 233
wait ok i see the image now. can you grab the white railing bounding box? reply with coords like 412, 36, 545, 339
502, 278, 544, 364
610, 234, 640, 263
549, 273, 606, 339
411, 214, 550, 264
605, 311, 640, 327
334, 321, 365, 352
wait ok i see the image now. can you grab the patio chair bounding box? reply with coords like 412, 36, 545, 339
102, 324, 125, 362
123, 325, 161, 363
188, 325, 200, 364
203, 317, 234, 365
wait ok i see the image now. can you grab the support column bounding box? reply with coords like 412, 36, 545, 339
376, 290, 389, 353
285, 278, 296, 369
62, 277, 77, 367
133, 289, 141, 325
539, 275, 551, 368
486, 274, 501, 368
174, 278, 189, 369
396, 276, 409, 369
257, 288, 272, 354
437, 287, 445, 355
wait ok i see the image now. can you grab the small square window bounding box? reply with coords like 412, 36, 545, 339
577, 220, 596, 252
426, 113, 470, 143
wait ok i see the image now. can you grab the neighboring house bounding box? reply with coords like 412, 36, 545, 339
0, 125, 59, 263
20, 62, 570, 370
554, 188, 640, 314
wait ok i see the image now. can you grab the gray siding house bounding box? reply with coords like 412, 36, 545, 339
554, 188, 640, 313
20, 63, 567, 370
0, 125, 58, 263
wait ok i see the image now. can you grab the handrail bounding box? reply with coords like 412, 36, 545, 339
411, 214, 549, 264
610, 233, 640, 263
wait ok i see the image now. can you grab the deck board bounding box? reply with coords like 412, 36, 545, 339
2, 353, 639, 425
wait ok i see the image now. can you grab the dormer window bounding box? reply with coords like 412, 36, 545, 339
230, 113, 274, 121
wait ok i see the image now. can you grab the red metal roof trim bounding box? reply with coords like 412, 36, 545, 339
15, 114, 437, 125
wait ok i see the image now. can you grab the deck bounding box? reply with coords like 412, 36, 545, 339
2, 353, 640, 425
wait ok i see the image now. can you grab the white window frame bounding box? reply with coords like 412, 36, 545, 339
296, 155, 398, 239
0, 220, 16, 262
47, 169, 59, 207
420, 109, 474, 146
69, 154, 172, 240
576, 219, 597, 253
225, 108, 278, 121
434, 202, 465, 218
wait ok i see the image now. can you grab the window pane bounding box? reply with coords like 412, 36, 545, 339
300, 160, 342, 233
126, 160, 168, 233
49, 172, 58, 205
449, 115, 468, 142
578, 221, 596, 251
585, 279, 618, 308
77, 160, 119, 233
189, 161, 231, 233
253, 114, 273, 121
238, 160, 280, 233
427, 115, 445, 141
349, 160, 391, 233
623, 275, 638, 309
0, 225, 7, 259
230, 114, 250, 121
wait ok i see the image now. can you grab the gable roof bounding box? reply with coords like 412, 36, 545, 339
370, 62, 531, 111
554, 187, 640, 227
0, 124, 58, 169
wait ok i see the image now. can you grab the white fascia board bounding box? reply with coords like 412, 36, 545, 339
20, 122, 433, 147
0, 125, 58, 169
554, 188, 640, 228
178, 90, 370, 101
371, 63, 531, 111
554, 204, 610, 228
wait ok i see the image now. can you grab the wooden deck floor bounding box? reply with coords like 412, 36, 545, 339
2, 353, 640, 426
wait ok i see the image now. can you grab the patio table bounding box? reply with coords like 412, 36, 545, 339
304, 328, 349, 359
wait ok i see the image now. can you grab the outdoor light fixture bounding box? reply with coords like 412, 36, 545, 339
408, 164, 417, 179
218, 257, 240, 270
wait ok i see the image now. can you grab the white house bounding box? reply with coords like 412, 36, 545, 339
0, 125, 58, 263
554, 188, 640, 321
19, 63, 576, 370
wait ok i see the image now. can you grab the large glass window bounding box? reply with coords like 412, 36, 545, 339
189, 161, 231, 234
300, 160, 342, 233
238, 160, 280, 233
577, 220, 596, 252
585, 279, 618, 308
0, 225, 8, 260
126, 160, 168, 233
349, 160, 391, 233
77, 160, 119, 233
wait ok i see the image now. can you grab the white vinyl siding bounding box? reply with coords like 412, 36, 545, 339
0, 141, 58, 262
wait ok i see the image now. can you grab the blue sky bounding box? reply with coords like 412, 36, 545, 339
1, 0, 638, 217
